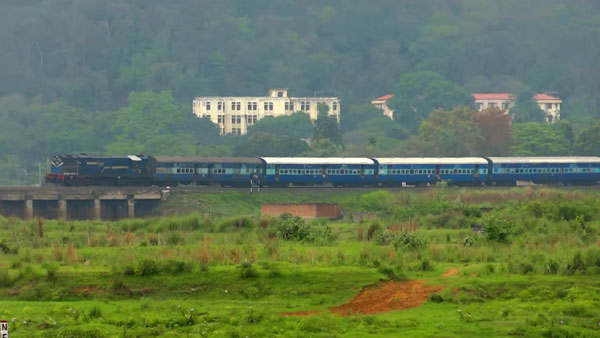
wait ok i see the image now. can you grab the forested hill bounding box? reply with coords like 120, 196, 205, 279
1, 1, 600, 185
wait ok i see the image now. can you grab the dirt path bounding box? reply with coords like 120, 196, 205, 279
281, 279, 444, 317
441, 267, 459, 277
329, 280, 444, 316
281, 267, 460, 317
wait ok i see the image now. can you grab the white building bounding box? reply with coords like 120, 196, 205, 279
370, 94, 395, 119
473, 93, 516, 112
193, 89, 340, 135
534, 94, 562, 123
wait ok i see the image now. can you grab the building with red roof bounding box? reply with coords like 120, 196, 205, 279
533, 94, 562, 123
473, 93, 516, 112
370, 94, 395, 119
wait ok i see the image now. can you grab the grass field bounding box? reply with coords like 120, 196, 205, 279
1, 187, 600, 337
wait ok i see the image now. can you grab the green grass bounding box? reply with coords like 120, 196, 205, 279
1, 188, 600, 337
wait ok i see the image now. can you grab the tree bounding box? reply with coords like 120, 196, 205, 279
511, 123, 569, 155
106, 91, 216, 155
313, 103, 343, 146
510, 91, 546, 123
247, 112, 313, 139
575, 122, 600, 155
473, 108, 513, 155
388, 71, 473, 133
234, 132, 309, 156
409, 107, 484, 156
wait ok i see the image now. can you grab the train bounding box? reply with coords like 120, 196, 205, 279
45, 154, 600, 187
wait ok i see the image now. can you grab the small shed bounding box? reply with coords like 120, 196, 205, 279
261, 203, 341, 219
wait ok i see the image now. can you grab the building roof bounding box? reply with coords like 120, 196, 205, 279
472, 93, 514, 101
260, 157, 375, 165
372, 94, 394, 102
533, 94, 562, 102
373, 158, 489, 165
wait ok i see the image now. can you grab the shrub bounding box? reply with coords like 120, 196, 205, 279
376, 231, 426, 250
218, 216, 256, 231
135, 259, 160, 276
430, 294, 444, 303
564, 252, 586, 275
377, 265, 407, 281
238, 262, 258, 279
277, 215, 311, 241
483, 215, 515, 243
88, 306, 103, 319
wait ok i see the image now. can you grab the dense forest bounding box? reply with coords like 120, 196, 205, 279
1, 0, 600, 185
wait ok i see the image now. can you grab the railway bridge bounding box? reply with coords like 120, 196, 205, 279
0, 187, 169, 221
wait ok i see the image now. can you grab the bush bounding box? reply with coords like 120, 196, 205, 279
376, 231, 426, 250
218, 216, 256, 231
277, 215, 311, 241
134, 259, 160, 276
430, 294, 444, 303
483, 215, 515, 243
238, 262, 258, 279
377, 265, 407, 281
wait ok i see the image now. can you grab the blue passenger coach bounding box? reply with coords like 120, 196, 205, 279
487, 157, 600, 185
373, 158, 489, 186
260, 157, 376, 186
154, 157, 262, 186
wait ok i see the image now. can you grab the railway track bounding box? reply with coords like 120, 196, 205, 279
1, 184, 598, 195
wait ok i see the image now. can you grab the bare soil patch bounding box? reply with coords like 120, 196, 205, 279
280, 310, 319, 317
441, 267, 459, 277
329, 280, 444, 316
280, 268, 457, 317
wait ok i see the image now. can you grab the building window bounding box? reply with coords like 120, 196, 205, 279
248, 102, 258, 111
205, 102, 211, 110
489, 102, 497, 108
502, 102, 510, 110
264, 102, 273, 111
217, 115, 224, 124
231, 102, 241, 110
217, 102, 224, 110
333, 102, 338, 111
232, 115, 242, 124
247, 115, 258, 125
278, 91, 283, 97
232, 128, 242, 135
285, 102, 295, 111
301, 102, 310, 111
546, 103, 553, 110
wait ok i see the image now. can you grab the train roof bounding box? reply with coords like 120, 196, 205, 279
260, 157, 374, 165
372, 157, 488, 165
154, 156, 262, 164
55, 154, 148, 161
487, 157, 600, 164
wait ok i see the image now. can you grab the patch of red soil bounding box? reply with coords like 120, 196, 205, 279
329, 280, 444, 316
74, 285, 107, 296
441, 267, 459, 277
281, 268, 460, 317
280, 310, 319, 317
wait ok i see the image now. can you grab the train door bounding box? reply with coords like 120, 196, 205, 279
435, 165, 441, 182
474, 164, 480, 183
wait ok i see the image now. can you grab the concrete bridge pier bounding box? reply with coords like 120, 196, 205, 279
0, 187, 164, 221
128, 196, 135, 218
25, 198, 33, 220
58, 199, 67, 220
93, 199, 101, 220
